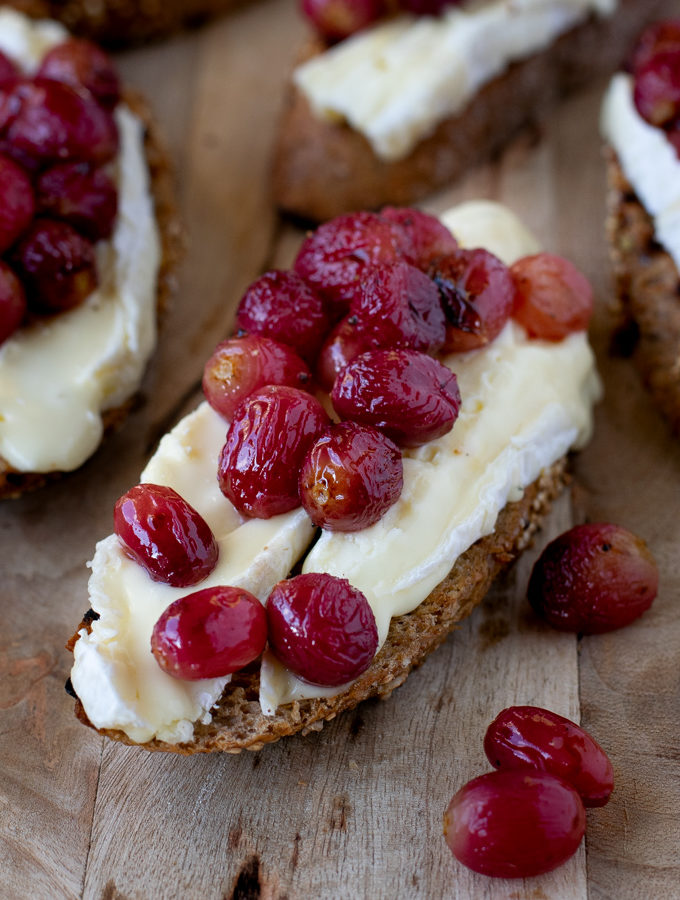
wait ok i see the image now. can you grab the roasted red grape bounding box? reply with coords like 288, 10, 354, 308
633, 48, 680, 127
349, 261, 445, 353
0, 261, 26, 344
299, 421, 403, 531
14, 218, 97, 312
510, 252, 593, 341
630, 19, 680, 72
430, 248, 515, 353
380, 207, 458, 270
300, 0, 386, 42
235, 269, 330, 364
316, 315, 382, 391
293, 211, 405, 317
36, 162, 117, 241
331, 348, 461, 447
114, 483, 219, 587
0, 50, 18, 85
218, 385, 330, 518
266, 573, 378, 685
151, 586, 267, 680
443, 770, 586, 878
484, 706, 614, 807
0, 154, 34, 254
528, 522, 658, 634
37, 38, 121, 108
203, 334, 313, 420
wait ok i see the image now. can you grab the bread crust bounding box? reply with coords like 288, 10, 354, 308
273, 0, 666, 222
0, 90, 181, 501
605, 149, 680, 434
68, 458, 568, 754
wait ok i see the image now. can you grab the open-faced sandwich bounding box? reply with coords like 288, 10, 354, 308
602, 19, 680, 434
0, 8, 178, 499
274, 0, 669, 222
67, 200, 601, 753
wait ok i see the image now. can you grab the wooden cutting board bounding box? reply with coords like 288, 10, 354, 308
1, 1, 679, 897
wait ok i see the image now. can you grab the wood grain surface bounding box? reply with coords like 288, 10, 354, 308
1, 0, 679, 897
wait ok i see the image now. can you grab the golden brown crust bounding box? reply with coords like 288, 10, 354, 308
0, 90, 181, 501
605, 149, 680, 434
273, 0, 666, 222
70, 458, 568, 754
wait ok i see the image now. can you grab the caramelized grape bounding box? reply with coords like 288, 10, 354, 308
331, 348, 461, 447
266, 573, 378, 685
218, 385, 330, 518
203, 334, 313, 420
0, 261, 26, 345
151, 586, 267, 680
0, 51, 18, 85
528, 522, 658, 634
430, 248, 515, 353
630, 19, 680, 72
293, 211, 405, 318
510, 252, 593, 341
633, 49, 680, 127
485, 706, 614, 807
301, 0, 386, 42
0, 154, 34, 254
299, 421, 403, 531
36, 162, 117, 241
235, 269, 330, 364
380, 206, 458, 270
316, 315, 382, 391
349, 261, 445, 353
443, 770, 586, 878
14, 219, 97, 312
37, 38, 121, 108
114, 483, 219, 587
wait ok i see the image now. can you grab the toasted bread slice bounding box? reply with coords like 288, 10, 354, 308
274, 0, 666, 222
68, 458, 567, 754
605, 149, 680, 434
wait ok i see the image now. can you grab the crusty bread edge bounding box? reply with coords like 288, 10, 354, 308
0, 89, 182, 500
68, 457, 568, 754
605, 148, 680, 435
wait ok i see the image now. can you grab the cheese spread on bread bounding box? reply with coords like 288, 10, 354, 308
71, 201, 600, 744
601, 73, 680, 272
294, 0, 616, 162
0, 10, 160, 473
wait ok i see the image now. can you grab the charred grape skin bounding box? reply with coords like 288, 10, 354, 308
430, 248, 515, 353
0, 154, 35, 254
0, 50, 19, 85
36, 38, 121, 109
235, 270, 330, 364
114, 483, 219, 588
443, 770, 586, 879
151, 586, 267, 681
331, 348, 461, 447
0, 261, 26, 345
36, 162, 117, 242
349, 261, 446, 354
316, 315, 382, 391
14, 219, 97, 312
218, 385, 330, 518
528, 523, 659, 635
630, 19, 680, 72
484, 706, 614, 808
633, 48, 680, 127
301, 0, 386, 42
293, 211, 405, 318
203, 334, 313, 421
299, 422, 403, 532
380, 207, 458, 271
266, 573, 378, 686
510, 253, 593, 342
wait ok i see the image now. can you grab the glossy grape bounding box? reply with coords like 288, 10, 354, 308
315, 315, 382, 391
114, 483, 219, 587
528, 522, 659, 634
151, 586, 267, 680
630, 19, 680, 73
299, 421, 403, 531
300, 0, 386, 42
0, 261, 26, 345
331, 348, 461, 447
36, 162, 117, 241
633, 48, 680, 127
0, 50, 18, 85
380, 207, 458, 270
484, 706, 614, 807
266, 573, 378, 685
510, 252, 593, 341
218, 385, 330, 518
0, 154, 35, 254
37, 39, 121, 109
443, 770, 586, 878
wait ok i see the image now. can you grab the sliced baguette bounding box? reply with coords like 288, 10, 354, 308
68, 458, 567, 754
274, 0, 667, 222
605, 149, 680, 435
